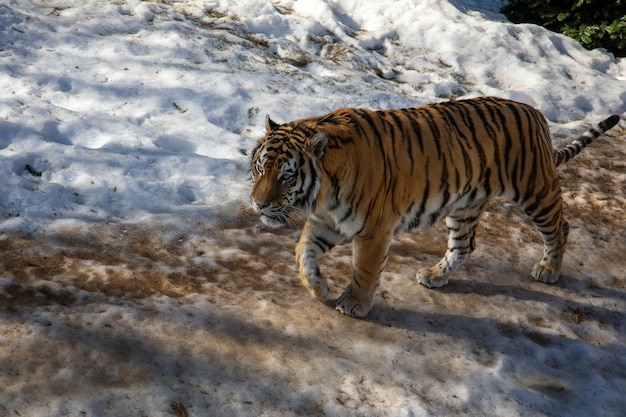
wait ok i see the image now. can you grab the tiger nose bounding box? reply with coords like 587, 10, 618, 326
255, 200, 271, 211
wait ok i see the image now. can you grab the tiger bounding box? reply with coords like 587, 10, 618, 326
249, 96, 620, 318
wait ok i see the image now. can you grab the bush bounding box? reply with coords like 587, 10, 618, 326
502, 0, 626, 57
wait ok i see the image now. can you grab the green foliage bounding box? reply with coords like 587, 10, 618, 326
502, 0, 626, 57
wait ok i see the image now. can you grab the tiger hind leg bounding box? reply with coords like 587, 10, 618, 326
418, 204, 485, 288
525, 199, 569, 284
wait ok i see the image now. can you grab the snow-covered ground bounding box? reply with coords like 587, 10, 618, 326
1, 0, 625, 416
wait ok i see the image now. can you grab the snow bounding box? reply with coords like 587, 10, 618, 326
0, 0, 625, 416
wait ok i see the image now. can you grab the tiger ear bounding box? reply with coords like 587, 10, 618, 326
306, 132, 328, 159
265, 114, 280, 132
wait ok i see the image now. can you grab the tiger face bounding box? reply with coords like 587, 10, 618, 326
250, 115, 327, 227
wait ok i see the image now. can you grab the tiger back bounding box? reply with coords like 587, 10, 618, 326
250, 96, 620, 317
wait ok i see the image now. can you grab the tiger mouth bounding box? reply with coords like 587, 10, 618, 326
260, 212, 288, 227
258, 206, 296, 227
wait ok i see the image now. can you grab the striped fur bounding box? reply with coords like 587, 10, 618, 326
250, 96, 620, 317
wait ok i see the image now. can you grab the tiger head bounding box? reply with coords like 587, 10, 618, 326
250, 115, 328, 227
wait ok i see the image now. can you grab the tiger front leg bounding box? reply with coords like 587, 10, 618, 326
296, 215, 345, 302
335, 233, 392, 318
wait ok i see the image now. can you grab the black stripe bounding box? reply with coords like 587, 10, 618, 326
313, 236, 334, 253
463, 101, 488, 173
405, 108, 425, 154
482, 102, 506, 193
421, 108, 443, 159
388, 110, 413, 170
453, 104, 478, 184
519, 106, 540, 204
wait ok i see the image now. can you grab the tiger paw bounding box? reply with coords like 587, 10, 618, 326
531, 261, 560, 284
303, 278, 329, 302
417, 267, 449, 288
300, 268, 330, 302
335, 291, 372, 318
